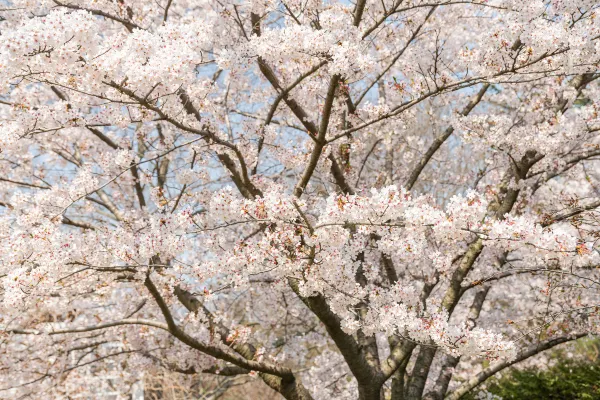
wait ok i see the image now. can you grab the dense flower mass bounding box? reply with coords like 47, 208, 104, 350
0, 0, 599, 399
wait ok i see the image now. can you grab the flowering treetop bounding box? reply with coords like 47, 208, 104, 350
0, 0, 599, 399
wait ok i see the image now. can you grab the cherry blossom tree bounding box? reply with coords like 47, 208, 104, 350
0, 0, 599, 399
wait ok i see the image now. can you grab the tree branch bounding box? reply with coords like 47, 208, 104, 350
445, 333, 587, 400
404, 83, 490, 190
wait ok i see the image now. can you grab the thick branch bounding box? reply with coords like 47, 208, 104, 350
143, 275, 293, 378
424, 287, 490, 400
288, 279, 376, 383
294, 74, 340, 197
174, 285, 314, 400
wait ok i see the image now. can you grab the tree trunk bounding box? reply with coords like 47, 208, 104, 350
358, 384, 382, 400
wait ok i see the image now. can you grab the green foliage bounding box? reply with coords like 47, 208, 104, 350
465, 339, 600, 400
483, 363, 600, 399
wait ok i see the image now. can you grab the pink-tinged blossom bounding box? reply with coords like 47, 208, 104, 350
0, 0, 599, 398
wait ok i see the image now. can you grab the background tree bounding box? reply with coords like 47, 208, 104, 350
0, 0, 599, 399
